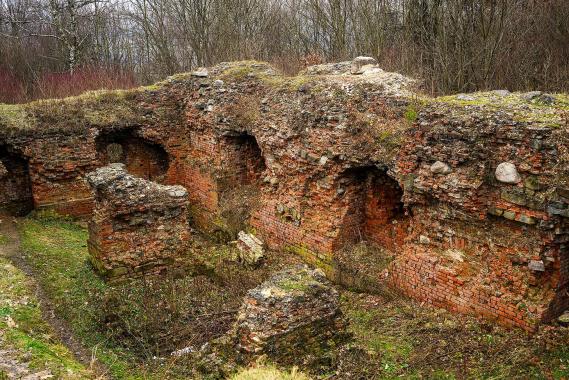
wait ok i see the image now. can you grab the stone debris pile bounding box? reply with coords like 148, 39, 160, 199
86, 163, 190, 281
301, 56, 416, 95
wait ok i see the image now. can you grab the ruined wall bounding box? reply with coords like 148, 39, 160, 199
1, 59, 568, 330
231, 265, 346, 368
389, 105, 569, 330
86, 163, 190, 281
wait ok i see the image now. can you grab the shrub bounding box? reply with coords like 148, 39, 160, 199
36, 66, 136, 100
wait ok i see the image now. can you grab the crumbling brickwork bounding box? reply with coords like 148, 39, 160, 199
86, 163, 190, 280
1, 58, 568, 330
231, 265, 346, 367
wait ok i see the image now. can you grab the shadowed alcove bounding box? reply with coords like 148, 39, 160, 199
222, 132, 267, 185
96, 129, 169, 182
0, 145, 33, 215
217, 132, 267, 240
335, 166, 407, 251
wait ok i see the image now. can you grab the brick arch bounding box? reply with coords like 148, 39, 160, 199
334, 166, 408, 251
220, 132, 267, 185
95, 128, 169, 182
213, 132, 268, 240
0, 145, 33, 215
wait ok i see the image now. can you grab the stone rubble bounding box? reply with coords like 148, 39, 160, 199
350, 56, 378, 74
236, 231, 264, 265
430, 161, 452, 175
495, 162, 522, 184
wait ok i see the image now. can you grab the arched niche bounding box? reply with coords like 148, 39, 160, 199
335, 166, 407, 250
0, 145, 33, 215
96, 129, 169, 182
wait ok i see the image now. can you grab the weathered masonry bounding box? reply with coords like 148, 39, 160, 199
86, 163, 190, 281
1, 58, 568, 331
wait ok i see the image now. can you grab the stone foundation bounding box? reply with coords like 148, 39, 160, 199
86, 163, 190, 281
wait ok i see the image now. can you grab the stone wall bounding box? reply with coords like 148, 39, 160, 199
1, 59, 568, 330
86, 163, 190, 281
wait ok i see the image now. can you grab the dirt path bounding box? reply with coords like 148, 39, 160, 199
0, 213, 105, 379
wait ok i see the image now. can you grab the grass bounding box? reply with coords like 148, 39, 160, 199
346, 305, 413, 376
341, 291, 569, 379
0, 233, 7, 245
0, 255, 90, 378
231, 364, 310, 380
14, 214, 304, 379
17, 215, 144, 379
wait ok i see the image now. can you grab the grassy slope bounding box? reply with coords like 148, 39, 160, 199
17, 215, 144, 379
0, 232, 89, 378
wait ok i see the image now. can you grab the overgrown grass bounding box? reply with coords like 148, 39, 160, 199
15, 214, 303, 379
14, 213, 569, 379
18, 215, 143, 379
0, 256, 90, 378
341, 292, 569, 379
346, 305, 413, 376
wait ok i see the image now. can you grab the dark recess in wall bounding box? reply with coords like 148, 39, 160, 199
335, 166, 407, 251
95, 128, 169, 182
0, 145, 33, 215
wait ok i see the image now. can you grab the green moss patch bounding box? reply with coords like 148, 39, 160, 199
26, 89, 142, 131
0, 103, 32, 131
219, 60, 275, 80
434, 91, 569, 127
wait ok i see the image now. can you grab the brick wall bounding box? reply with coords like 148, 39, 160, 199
96, 129, 169, 181
86, 164, 190, 281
